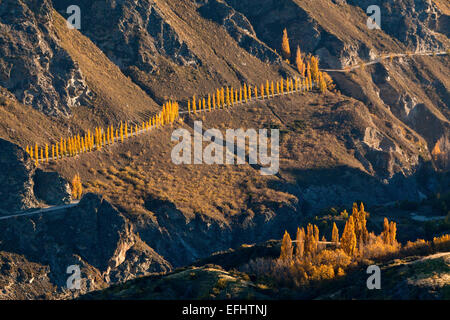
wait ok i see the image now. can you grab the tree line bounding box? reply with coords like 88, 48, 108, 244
25, 101, 180, 166
243, 202, 449, 287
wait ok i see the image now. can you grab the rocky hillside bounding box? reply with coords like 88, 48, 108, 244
0, 0, 448, 299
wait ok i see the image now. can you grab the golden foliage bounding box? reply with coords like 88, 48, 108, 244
332, 222, 339, 244
71, 173, 83, 200
341, 216, 357, 256
280, 230, 293, 261
281, 28, 291, 59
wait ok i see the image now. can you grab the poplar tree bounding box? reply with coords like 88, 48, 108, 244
306, 62, 312, 88
304, 223, 317, 256
281, 28, 291, 60
332, 222, 339, 244
295, 227, 305, 259
341, 216, 357, 256
34, 143, 38, 163
296, 45, 304, 75
280, 230, 293, 261
45, 144, 49, 163
71, 174, 83, 200
193, 95, 197, 113
311, 56, 320, 82
244, 84, 248, 102
221, 88, 225, 107
389, 221, 397, 245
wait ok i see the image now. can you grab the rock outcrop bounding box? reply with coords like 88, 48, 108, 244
198, 0, 281, 63
0, 139, 37, 213
52, 0, 199, 74
0, 193, 171, 298
33, 169, 72, 205
0, 0, 92, 116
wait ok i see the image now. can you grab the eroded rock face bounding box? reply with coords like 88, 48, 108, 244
33, 169, 72, 205
0, 0, 92, 116
198, 0, 280, 63
347, 0, 448, 51
0, 139, 37, 213
53, 0, 199, 74
0, 193, 171, 298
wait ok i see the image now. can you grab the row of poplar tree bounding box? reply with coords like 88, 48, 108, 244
186, 74, 326, 115
26, 101, 180, 166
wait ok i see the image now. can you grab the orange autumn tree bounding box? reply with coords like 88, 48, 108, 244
71, 174, 83, 200
295, 227, 305, 259
341, 216, 357, 256
351, 202, 369, 246
295, 45, 304, 75
281, 28, 291, 60
280, 230, 293, 261
332, 222, 339, 244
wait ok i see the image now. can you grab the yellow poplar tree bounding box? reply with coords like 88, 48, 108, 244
306, 62, 312, 88
243, 84, 247, 102
34, 143, 38, 162
295, 45, 304, 75
332, 222, 339, 244
281, 28, 291, 60
304, 223, 317, 256
389, 221, 397, 245
71, 174, 83, 200
280, 230, 293, 261
341, 216, 357, 256
295, 227, 305, 259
